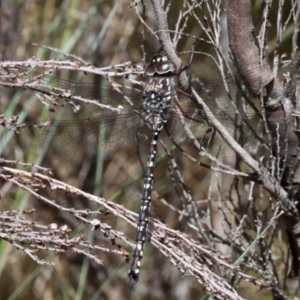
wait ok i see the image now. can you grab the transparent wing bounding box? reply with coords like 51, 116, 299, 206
1, 60, 298, 164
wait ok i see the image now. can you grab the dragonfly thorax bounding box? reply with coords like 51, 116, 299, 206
142, 77, 175, 132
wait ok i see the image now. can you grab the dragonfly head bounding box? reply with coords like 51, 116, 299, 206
145, 54, 176, 77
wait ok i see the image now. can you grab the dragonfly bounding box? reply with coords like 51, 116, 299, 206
0, 53, 297, 289
2, 58, 293, 165
126, 53, 198, 289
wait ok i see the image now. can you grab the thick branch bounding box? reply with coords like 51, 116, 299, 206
228, 0, 300, 284
150, 0, 190, 89
227, 0, 299, 187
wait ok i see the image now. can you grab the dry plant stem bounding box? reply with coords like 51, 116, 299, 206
0, 165, 268, 299
0, 211, 120, 267
139, 1, 289, 297
187, 0, 293, 213
159, 140, 209, 245
0, 158, 52, 174
228, 0, 299, 186
0, 167, 134, 246
31, 43, 89, 64
148, 0, 289, 200
152, 209, 281, 297
228, 0, 300, 288
0, 60, 143, 77
0, 80, 123, 113
291, 0, 300, 59
273, 0, 284, 71
128, 1, 157, 40
189, 17, 296, 218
